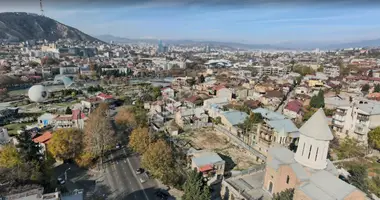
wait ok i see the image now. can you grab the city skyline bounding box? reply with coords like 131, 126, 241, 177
1, 1, 380, 45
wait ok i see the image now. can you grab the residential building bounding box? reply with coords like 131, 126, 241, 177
263, 109, 366, 200
323, 65, 340, 78
283, 100, 303, 120
219, 110, 248, 134
175, 107, 208, 130
189, 150, 225, 181
332, 100, 380, 144
161, 87, 175, 99
216, 87, 233, 100
37, 113, 56, 128
0, 127, 10, 149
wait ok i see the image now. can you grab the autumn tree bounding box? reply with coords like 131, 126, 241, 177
84, 103, 116, 168
0, 145, 22, 168
48, 128, 83, 161
115, 107, 136, 127
141, 139, 174, 180
128, 127, 150, 154
368, 127, 380, 150
182, 169, 211, 200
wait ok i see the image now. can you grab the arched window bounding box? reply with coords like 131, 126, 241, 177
308, 145, 312, 159
268, 181, 273, 193
286, 175, 290, 184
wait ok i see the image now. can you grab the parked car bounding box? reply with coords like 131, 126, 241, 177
136, 168, 144, 175
139, 177, 146, 183
57, 177, 65, 185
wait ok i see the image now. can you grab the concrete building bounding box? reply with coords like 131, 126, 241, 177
332, 100, 380, 144
190, 150, 225, 181
323, 65, 340, 78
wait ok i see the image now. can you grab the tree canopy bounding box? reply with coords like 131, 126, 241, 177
0, 145, 22, 168
16, 129, 42, 161
362, 84, 370, 93
48, 128, 83, 161
141, 139, 174, 180
310, 90, 325, 108
348, 164, 368, 194
368, 127, 380, 150
128, 127, 150, 154
335, 138, 366, 159
182, 169, 211, 200
273, 188, 294, 200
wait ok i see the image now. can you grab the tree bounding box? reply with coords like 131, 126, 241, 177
273, 188, 294, 200
0, 145, 22, 168
186, 77, 196, 86
84, 104, 116, 168
368, 69, 373, 77
374, 84, 380, 93
16, 129, 42, 161
198, 74, 205, 83
362, 84, 370, 93
303, 108, 316, 122
368, 127, 380, 150
141, 139, 174, 180
369, 176, 380, 197
182, 169, 211, 200
65, 107, 72, 114
128, 127, 150, 154
152, 86, 162, 100
348, 164, 368, 194
310, 90, 325, 108
115, 107, 136, 127
48, 128, 83, 161
335, 138, 366, 159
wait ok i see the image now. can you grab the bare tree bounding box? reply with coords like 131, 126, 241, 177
84, 103, 115, 169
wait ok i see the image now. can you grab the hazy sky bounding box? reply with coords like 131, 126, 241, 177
1, 0, 380, 44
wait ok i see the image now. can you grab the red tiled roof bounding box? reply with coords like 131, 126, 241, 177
97, 93, 113, 99
185, 96, 200, 103
285, 100, 303, 113
199, 164, 213, 172
55, 116, 72, 121
33, 132, 52, 144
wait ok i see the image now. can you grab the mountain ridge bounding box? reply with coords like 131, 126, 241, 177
0, 12, 102, 43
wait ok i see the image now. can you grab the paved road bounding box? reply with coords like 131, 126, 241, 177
103, 148, 158, 200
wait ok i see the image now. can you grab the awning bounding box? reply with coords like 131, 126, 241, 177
199, 164, 213, 172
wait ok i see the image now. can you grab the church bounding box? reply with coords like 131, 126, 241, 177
263, 108, 366, 199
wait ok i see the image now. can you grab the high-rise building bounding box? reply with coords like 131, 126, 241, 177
158, 40, 164, 53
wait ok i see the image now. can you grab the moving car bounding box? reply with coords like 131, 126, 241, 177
57, 177, 65, 185
139, 177, 146, 183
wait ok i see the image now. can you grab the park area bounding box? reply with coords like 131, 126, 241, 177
178, 127, 260, 171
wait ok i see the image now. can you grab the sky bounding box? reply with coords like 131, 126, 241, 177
1, 0, 380, 45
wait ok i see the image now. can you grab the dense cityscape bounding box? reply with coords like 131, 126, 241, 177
1, 3, 380, 200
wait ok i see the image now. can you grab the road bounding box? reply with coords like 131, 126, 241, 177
104, 107, 160, 200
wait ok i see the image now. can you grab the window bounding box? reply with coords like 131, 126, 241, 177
308, 145, 312, 159
315, 148, 319, 161
301, 142, 306, 156
286, 175, 290, 184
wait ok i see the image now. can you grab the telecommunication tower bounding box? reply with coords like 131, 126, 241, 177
40, 0, 44, 16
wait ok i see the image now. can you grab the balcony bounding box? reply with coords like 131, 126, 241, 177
357, 114, 369, 122
335, 110, 347, 116
332, 122, 343, 128
259, 137, 272, 148
354, 125, 366, 135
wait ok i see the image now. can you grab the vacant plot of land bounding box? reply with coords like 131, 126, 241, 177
180, 127, 260, 170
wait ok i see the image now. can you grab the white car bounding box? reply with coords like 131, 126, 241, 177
57, 177, 65, 185
139, 177, 146, 183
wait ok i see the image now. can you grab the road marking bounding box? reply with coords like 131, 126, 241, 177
126, 157, 150, 200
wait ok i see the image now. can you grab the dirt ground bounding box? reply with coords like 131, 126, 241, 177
181, 127, 260, 170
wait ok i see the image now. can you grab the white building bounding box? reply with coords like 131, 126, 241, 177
332, 99, 380, 144
323, 65, 340, 78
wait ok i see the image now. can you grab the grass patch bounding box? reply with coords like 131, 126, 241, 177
4, 122, 34, 136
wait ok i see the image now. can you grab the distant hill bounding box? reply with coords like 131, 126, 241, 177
96, 34, 290, 50
0, 12, 102, 42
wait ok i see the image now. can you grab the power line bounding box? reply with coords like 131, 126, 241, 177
40, 0, 44, 16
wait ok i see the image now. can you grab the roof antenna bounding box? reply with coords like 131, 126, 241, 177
40, 0, 44, 16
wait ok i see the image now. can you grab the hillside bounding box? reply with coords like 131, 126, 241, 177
0, 12, 101, 42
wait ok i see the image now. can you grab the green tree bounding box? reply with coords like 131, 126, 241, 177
374, 84, 380, 93
128, 127, 151, 154
336, 138, 366, 159
0, 145, 22, 168
303, 108, 316, 122
362, 84, 370, 93
348, 164, 368, 194
368, 69, 373, 77
368, 127, 380, 150
182, 169, 211, 200
141, 139, 174, 180
273, 188, 294, 200
369, 176, 380, 197
152, 86, 162, 100
65, 107, 72, 114
48, 128, 83, 161
310, 90, 325, 108
16, 129, 42, 161
198, 74, 205, 83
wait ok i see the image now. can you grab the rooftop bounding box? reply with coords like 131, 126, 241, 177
220, 110, 248, 126
299, 108, 333, 141
192, 151, 225, 167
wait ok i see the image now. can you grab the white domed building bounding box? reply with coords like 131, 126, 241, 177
28, 85, 49, 103
261, 109, 366, 200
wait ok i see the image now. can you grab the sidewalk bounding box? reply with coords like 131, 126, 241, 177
155, 179, 183, 200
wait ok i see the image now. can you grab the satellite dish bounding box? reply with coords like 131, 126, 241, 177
28, 85, 49, 103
